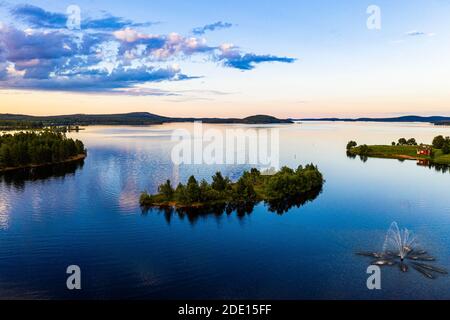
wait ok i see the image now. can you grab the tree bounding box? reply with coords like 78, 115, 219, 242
443, 137, 450, 155
391, 142, 396, 146
174, 183, 188, 203
234, 176, 257, 202
359, 144, 371, 155
398, 138, 407, 146
0, 144, 12, 166
432, 135, 445, 149
346, 141, 357, 150
186, 176, 201, 203
407, 138, 417, 146
199, 179, 220, 202
211, 172, 228, 191
158, 180, 174, 200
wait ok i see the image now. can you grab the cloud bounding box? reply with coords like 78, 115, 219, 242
10, 4, 155, 30
405, 30, 435, 37
192, 21, 233, 35
1, 64, 190, 94
0, 64, 7, 80
217, 44, 296, 70
0, 5, 295, 94
0, 25, 190, 93
84, 15, 155, 31
11, 4, 67, 29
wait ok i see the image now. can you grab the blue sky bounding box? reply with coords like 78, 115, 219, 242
1, 0, 449, 117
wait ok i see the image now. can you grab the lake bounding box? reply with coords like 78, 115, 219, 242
0, 122, 449, 299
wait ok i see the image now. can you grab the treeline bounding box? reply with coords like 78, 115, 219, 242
0, 130, 86, 169
140, 164, 324, 208
0, 120, 82, 133
394, 138, 418, 146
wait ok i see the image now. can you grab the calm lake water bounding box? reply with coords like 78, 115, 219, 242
1, 122, 449, 299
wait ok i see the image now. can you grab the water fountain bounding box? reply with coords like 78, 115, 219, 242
383, 222, 415, 271
357, 222, 448, 279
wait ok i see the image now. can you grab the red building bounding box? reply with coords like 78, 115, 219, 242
417, 146, 432, 156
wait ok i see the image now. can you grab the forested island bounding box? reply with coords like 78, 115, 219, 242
140, 165, 324, 214
346, 135, 450, 165
0, 130, 86, 172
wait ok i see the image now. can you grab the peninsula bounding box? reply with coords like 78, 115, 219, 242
0, 130, 86, 172
346, 136, 450, 165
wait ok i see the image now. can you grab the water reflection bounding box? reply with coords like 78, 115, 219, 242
265, 187, 323, 214
0, 160, 85, 191
346, 151, 450, 173
0, 197, 10, 229
142, 187, 322, 224
416, 160, 450, 173
346, 151, 368, 162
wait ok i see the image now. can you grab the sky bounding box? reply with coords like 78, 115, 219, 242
0, 0, 449, 118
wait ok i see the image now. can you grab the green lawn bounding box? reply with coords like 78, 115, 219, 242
351, 145, 426, 158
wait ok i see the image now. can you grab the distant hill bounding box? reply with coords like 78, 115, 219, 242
241, 115, 293, 124
0, 112, 171, 125
293, 115, 450, 124
195, 115, 293, 124
0, 113, 293, 126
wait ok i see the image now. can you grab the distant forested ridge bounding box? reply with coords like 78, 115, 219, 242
295, 115, 450, 124
0, 120, 45, 130
0, 130, 86, 171
0, 113, 293, 127
3, 113, 450, 127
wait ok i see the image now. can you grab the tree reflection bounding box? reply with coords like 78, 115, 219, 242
346, 151, 450, 173
346, 151, 367, 162
0, 160, 85, 191
265, 187, 323, 214
417, 160, 450, 173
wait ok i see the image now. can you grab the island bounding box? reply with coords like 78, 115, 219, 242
346, 135, 450, 165
0, 130, 86, 172
140, 165, 324, 214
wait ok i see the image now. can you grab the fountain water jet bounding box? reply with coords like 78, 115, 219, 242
382, 222, 416, 263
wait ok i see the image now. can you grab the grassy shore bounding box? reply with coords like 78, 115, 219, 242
348, 145, 450, 165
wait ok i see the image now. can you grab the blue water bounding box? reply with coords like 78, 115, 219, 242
0, 122, 449, 299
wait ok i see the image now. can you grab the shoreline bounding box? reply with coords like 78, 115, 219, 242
0, 153, 87, 173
